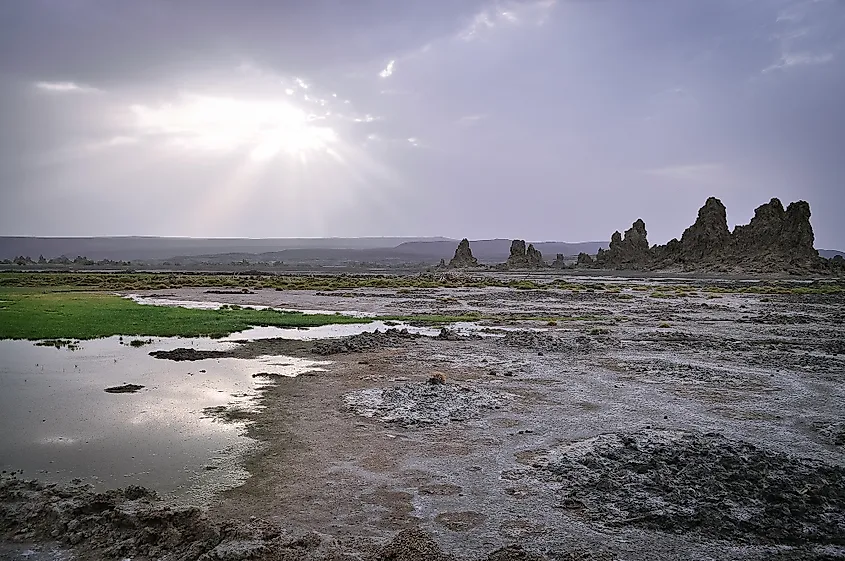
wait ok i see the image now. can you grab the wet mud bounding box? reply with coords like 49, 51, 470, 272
3, 277, 845, 560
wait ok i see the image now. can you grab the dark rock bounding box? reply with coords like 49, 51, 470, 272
448, 239, 478, 268
527, 429, 845, 545
595, 219, 652, 269
576, 252, 594, 267
507, 240, 528, 268
526, 244, 544, 268
679, 197, 730, 262
551, 253, 566, 269
593, 197, 829, 274
104, 384, 144, 394
506, 240, 544, 268
312, 328, 420, 355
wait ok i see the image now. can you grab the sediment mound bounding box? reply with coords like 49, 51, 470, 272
587, 197, 833, 274
502, 330, 618, 353
448, 238, 479, 268
525, 429, 845, 545
344, 381, 508, 427
312, 328, 421, 355
150, 348, 224, 361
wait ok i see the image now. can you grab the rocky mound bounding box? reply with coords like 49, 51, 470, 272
344, 381, 508, 427
586, 197, 834, 274
506, 240, 544, 268
525, 429, 845, 545
312, 328, 421, 355
502, 330, 618, 353
448, 238, 478, 268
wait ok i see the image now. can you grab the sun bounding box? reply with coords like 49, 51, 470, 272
130, 94, 338, 161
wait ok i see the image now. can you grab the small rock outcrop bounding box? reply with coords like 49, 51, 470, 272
679, 197, 731, 262
507, 240, 528, 268
594, 219, 652, 269
577, 252, 594, 267
448, 238, 478, 268
551, 254, 566, 269
506, 240, 544, 268
527, 244, 544, 267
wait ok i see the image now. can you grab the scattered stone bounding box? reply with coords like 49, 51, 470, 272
435, 327, 480, 341
448, 239, 479, 268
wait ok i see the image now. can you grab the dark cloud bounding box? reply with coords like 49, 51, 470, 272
0, 0, 842, 247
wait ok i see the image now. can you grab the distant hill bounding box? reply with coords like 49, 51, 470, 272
0, 236, 608, 265
0, 236, 452, 261
819, 249, 845, 259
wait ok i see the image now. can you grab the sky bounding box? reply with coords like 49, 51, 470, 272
0, 0, 843, 248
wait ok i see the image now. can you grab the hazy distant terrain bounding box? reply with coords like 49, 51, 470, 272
819, 249, 845, 259
0, 236, 450, 261
0, 236, 606, 265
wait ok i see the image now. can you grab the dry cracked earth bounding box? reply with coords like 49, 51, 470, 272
2, 276, 844, 560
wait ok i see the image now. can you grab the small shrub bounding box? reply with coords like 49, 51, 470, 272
427, 371, 446, 385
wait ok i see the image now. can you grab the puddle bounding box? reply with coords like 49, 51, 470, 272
223, 321, 443, 341
0, 337, 327, 505
126, 295, 376, 317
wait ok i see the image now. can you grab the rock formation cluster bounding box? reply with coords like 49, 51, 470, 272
448, 238, 478, 268
587, 197, 833, 274
506, 240, 544, 268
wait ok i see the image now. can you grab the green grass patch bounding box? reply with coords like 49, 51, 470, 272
0, 290, 370, 340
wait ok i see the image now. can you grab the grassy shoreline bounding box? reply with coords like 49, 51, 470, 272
0, 290, 372, 340
0, 288, 486, 340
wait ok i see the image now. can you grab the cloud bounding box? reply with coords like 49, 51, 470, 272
379, 60, 396, 78
763, 1, 838, 74
456, 114, 489, 126
763, 51, 834, 73
642, 163, 725, 182
34, 81, 99, 93
458, 0, 556, 41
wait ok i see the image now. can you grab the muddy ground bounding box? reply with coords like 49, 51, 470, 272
2, 276, 844, 560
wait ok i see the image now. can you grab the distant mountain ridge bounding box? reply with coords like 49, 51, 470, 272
0, 236, 607, 264
819, 249, 845, 259
0, 236, 452, 261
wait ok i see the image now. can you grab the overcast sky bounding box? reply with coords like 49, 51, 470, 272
1, 0, 843, 248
